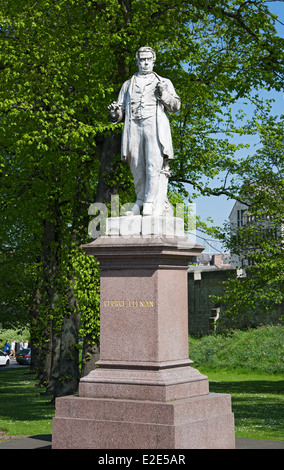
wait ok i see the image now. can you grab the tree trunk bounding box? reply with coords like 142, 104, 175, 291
95, 132, 121, 203
38, 208, 81, 399
30, 281, 53, 385
81, 337, 100, 377
45, 312, 80, 401
73, 131, 122, 373
30, 286, 43, 375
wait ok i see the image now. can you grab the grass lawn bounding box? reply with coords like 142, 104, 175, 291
200, 368, 284, 441
0, 365, 283, 441
0, 368, 54, 437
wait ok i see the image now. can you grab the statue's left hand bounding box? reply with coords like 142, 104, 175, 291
156, 81, 165, 97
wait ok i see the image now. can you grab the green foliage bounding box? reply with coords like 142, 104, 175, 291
102, 154, 136, 204
188, 325, 284, 374
0, 251, 35, 329
70, 246, 100, 343
215, 117, 284, 320
0, 327, 30, 349
0, 0, 283, 396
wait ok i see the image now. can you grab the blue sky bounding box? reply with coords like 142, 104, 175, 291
192, 1, 284, 253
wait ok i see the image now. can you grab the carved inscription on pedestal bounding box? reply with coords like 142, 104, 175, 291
104, 300, 154, 308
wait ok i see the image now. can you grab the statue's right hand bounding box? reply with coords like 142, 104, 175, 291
108, 101, 117, 110
108, 102, 120, 121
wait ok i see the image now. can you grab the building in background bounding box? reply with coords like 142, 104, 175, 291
187, 197, 284, 335
228, 200, 249, 269
228, 199, 282, 270
187, 253, 234, 336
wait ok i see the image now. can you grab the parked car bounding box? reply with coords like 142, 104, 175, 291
16, 348, 31, 365
0, 350, 10, 366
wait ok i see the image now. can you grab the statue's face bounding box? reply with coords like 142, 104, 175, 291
137, 51, 155, 74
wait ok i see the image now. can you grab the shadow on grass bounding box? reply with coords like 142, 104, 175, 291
209, 379, 284, 438
1, 365, 283, 440
209, 379, 284, 395
0, 368, 54, 425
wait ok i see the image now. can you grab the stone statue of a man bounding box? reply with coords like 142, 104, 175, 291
108, 47, 181, 217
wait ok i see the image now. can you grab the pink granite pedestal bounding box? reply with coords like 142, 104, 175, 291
52, 235, 235, 449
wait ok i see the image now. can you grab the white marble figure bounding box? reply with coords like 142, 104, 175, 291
108, 47, 181, 217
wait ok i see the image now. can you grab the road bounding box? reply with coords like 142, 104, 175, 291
0, 357, 29, 371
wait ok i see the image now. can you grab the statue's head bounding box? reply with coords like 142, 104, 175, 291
136, 47, 156, 74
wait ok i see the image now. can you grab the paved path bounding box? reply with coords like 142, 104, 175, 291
0, 434, 283, 449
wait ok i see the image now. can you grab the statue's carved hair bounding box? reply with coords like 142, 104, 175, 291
135, 47, 156, 64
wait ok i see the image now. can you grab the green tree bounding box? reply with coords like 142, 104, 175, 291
214, 116, 284, 327
0, 0, 283, 398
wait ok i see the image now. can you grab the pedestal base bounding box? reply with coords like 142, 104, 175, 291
105, 215, 187, 238
52, 393, 235, 449
79, 361, 209, 401
52, 235, 235, 449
